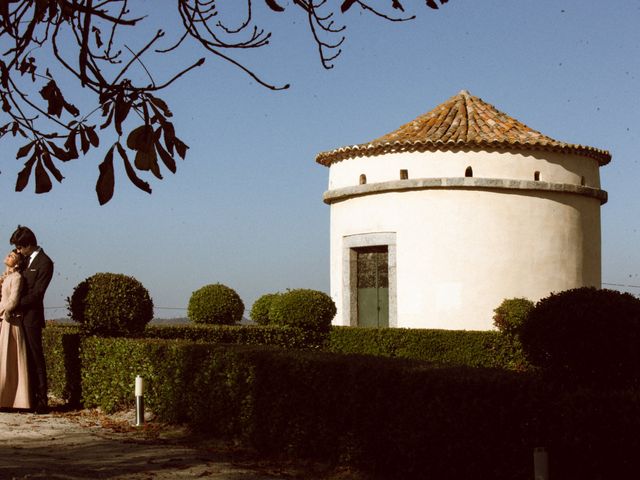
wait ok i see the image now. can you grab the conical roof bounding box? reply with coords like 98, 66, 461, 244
316, 90, 611, 166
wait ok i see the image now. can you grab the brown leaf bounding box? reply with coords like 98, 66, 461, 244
148, 152, 162, 179
35, 158, 53, 194
47, 141, 71, 161
92, 26, 103, 48
96, 146, 115, 205
426, 0, 446, 9
86, 125, 99, 147
148, 94, 172, 117
15, 154, 36, 192
100, 104, 114, 130
79, 126, 90, 154
115, 141, 129, 163
134, 149, 153, 171
39, 80, 63, 117
1, 94, 10, 112
127, 125, 155, 152
119, 144, 152, 194
265, 0, 285, 12
155, 138, 176, 174
114, 94, 132, 136
341, 0, 358, 13
63, 100, 80, 117
134, 145, 162, 179
41, 151, 64, 183
64, 130, 79, 159
174, 137, 189, 159
16, 141, 35, 159
162, 122, 176, 155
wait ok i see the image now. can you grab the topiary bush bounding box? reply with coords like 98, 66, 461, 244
492, 298, 534, 337
67, 272, 154, 337
268, 289, 336, 333
188, 283, 244, 325
250, 292, 281, 325
519, 287, 640, 386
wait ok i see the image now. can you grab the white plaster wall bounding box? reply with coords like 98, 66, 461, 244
328, 150, 601, 190
327, 151, 602, 330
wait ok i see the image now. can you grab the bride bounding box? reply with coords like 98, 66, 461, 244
0, 250, 31, 410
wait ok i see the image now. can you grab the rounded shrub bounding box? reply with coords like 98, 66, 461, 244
268, 289, 336, 333
188, 283, 244, 325
250, 292, 281, 325
492, 297, 534, 337
67, 272, 154, 337
519, 287, 640, 386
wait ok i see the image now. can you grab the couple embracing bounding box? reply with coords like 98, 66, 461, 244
0, 226, 54, 414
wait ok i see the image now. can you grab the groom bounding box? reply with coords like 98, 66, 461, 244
10, 225, 54, 414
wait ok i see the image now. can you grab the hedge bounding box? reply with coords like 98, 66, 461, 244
328, 326, 530, 371
69, 336, 539, 477
42, 325, 640, 479
43, 323, 82, 406
144, 323, 327, 349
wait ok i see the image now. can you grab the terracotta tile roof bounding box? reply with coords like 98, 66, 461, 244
316, 90, 611, 166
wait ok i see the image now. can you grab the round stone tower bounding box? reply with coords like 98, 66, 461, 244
316, 90, 610, 330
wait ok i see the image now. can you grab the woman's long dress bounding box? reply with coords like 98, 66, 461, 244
0, 272, 31, 409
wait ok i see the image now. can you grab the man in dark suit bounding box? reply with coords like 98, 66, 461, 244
10, 225, 54, 414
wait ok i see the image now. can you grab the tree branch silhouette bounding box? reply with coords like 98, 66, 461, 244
0, 0, 450, 204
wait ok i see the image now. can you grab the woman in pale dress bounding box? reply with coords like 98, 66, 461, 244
0, 250, 31, 410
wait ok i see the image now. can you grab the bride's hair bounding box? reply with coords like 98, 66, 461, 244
9, 250, 27, 273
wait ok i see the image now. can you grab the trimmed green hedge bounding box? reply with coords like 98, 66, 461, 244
75, 336, 536, 476
144, 324, 530, 370
43, 329, 640, 479
43, 323, 82, 406
43, 323, 530, 409
144, 323, 327, 349
187, 283, 245, 325
67, 272, 154, 336
328, 326, 530, 371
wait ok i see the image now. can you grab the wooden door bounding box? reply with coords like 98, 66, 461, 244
356, 246, 389, 328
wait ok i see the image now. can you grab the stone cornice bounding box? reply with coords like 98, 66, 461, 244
323, 177, 608, 205
316, 141, 612, 167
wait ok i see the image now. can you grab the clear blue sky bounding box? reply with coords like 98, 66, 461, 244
1, 1, 639, 319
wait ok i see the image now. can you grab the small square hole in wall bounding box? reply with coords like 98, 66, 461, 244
581, 176, 586, 186
534, 171, 540, 181
400, 169, 408, 180
465, 166, 473, 177
359, 174, 367, 185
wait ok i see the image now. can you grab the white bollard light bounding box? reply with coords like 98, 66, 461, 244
534, 447, 549, 480
135, 375, 144, 427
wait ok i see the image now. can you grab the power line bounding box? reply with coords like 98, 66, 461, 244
602, 282, 640, 289
45, 305, 188, 311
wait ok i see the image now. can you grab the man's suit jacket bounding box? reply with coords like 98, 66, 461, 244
19, 249, 54, 328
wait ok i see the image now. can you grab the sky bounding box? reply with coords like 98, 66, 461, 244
1, 0, 639, 320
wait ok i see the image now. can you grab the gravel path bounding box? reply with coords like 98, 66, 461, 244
0, 407, 292, 480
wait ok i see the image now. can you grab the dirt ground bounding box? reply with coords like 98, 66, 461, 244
0, 404, 363, 480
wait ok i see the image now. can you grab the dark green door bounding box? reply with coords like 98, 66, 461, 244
356, 246, 389, 328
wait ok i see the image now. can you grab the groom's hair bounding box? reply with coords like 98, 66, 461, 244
10, 225, 37, 247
